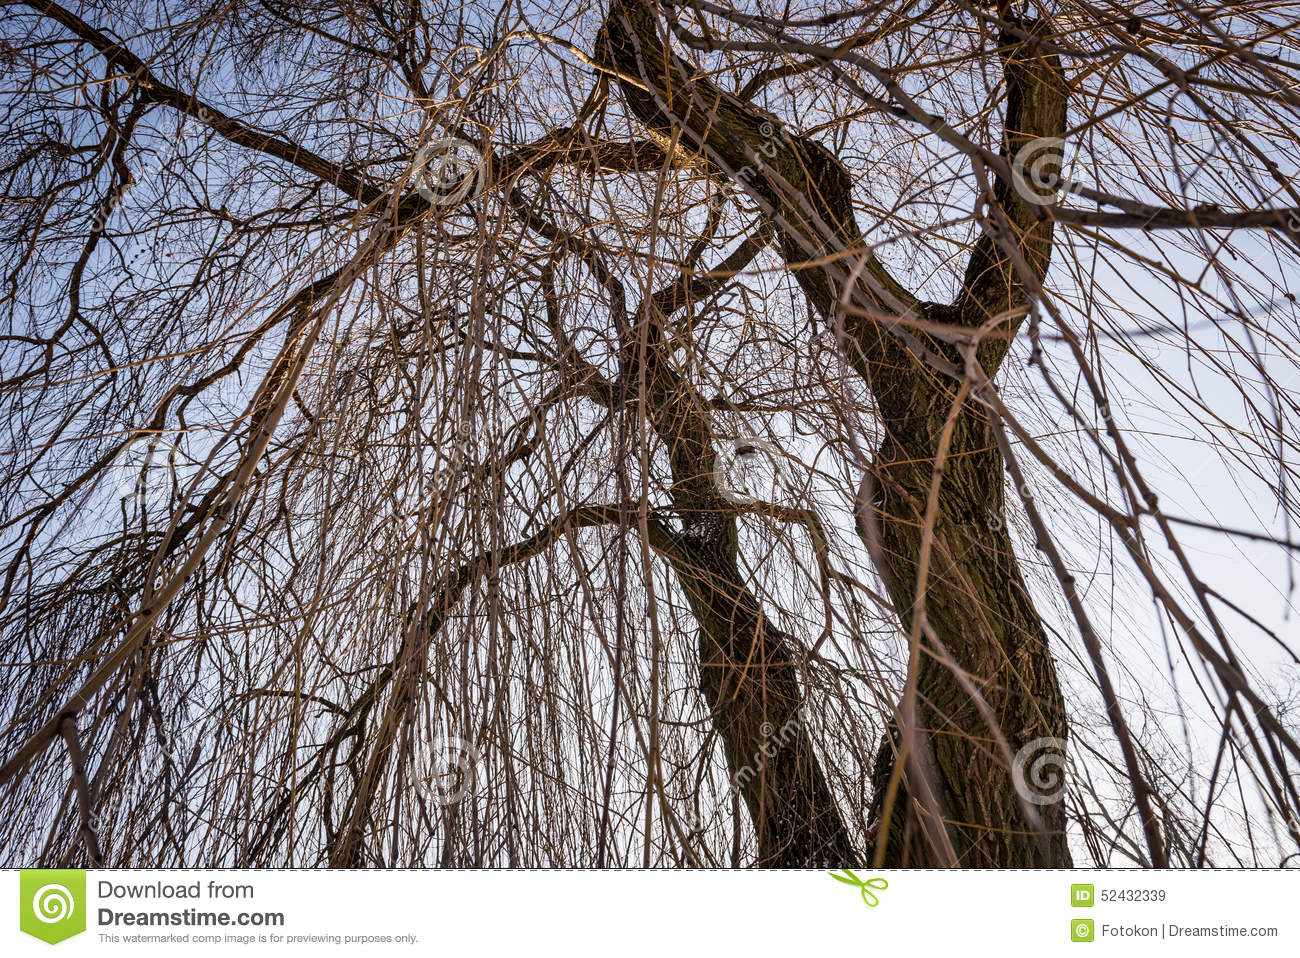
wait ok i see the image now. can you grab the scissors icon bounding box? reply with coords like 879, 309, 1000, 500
828, 869, 889, 907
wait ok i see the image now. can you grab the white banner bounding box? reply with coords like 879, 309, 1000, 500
6, 869, 1296, 956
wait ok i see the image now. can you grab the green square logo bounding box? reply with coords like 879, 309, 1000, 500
1071, 883, 1094, 907
19, 870, 86, 944
1071, 918, 1095, 942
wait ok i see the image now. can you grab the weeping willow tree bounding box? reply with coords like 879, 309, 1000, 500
1, 0, 1298, 868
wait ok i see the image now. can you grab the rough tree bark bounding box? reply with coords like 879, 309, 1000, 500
597, 0, 1071, 866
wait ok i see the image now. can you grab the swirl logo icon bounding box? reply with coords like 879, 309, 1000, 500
1011, 736, 1069, 806
417, 735, 482, 808
32, 884, 75, 923
712, 435, 790, 506
19, 870, 86, 944
1010, 136, 1078, 206
411, 137, 485, 207
111, 434, 179, 512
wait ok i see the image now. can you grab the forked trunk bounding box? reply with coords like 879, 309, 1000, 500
600, 0, 1072, 866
